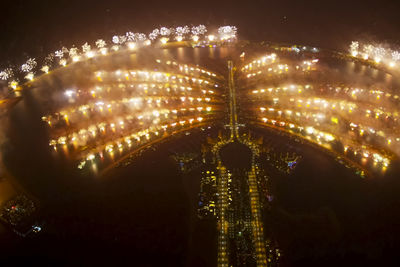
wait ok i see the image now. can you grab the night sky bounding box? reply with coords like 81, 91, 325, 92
0, 0, 400, 64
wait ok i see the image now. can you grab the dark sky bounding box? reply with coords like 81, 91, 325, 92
0, 0, 399, 64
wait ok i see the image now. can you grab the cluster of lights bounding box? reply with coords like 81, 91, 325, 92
157, 60, 219, 79
242, 46, 396, 174
241, 53, 277, 72
347, 122, 400, 149
258, 104, 400, 153
39, 62, 223, 172
98, 70, 220, 91
260, 117, 335, 142
269, 96, 357, 113
65, 82, 216, 103
48, 105, 214, 147
259, 117, 389, 168
345, 87, 400, 105
217, 26, 237, 40
155, 59, 220, 80
251, 84, 400, 104
77, 116, 209, 171
242, 52, 318, 74
3, 35, 398, 178
252, 84, 311, 95
251, 84, 400, 129
252, 99, 393, 172
274, 44, 320, 54
255, 90, 400, 126
259, 106, 331, 124
258, 95, 398, 135
248, 165, 268, 265
42, 96, 214, 127
0, 25, 237, 91
349, 41, 400, 69
245, 59, 318, 78
216, 161, 229, 267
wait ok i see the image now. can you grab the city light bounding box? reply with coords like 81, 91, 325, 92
0, 25, 395, 183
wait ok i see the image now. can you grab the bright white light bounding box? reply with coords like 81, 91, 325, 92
21, 58, 37, 72
100, 48, 108, 55
306, 127, 314, 134
65, 89, 75, 97
192, 25, 207, 35
159, 27, 171, 36
96, 39, 106, 48
86, 51, 95, 58
82, 43, 91, 53
218, 26, 237, 40
325, 134, 335, 141
112, 36, 120, 44
25, 72, 34, 81
127, 42, 136, 50
41, 65, 49, 73
59, 59, 67, 66
148, 29, 159, 40
160, 37, 169, 44
0, 68, 12, 80
68, 47, 78, 57
10, 81, 18, 90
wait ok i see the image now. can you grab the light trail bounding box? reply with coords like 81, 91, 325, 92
248, 165, 268, 266
216, 160, 230, 267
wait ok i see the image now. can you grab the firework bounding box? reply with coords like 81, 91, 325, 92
41, 65, 49, 74
218, 26, 237, 39
349, 41, 359, 56
82, 43, 91, 53
96, 39, 106, 48
44, 53, 55, 66
0, 68, 13, 80
118, 35, 127, 44
54, 50, 64, 59
373, 47, 386, 62
135, 33, 147, 42
392, 51, 400, 62
69, 47, 79, 57
349, 41, 400, 69
148, 29, 160, 40
125, 32, 135, 42
21, 58, 37, 73
159, 27, 171, 36
112, 36, 120, 44
191, 25, 207, 35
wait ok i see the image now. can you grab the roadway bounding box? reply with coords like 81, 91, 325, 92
214, 60, 268, 266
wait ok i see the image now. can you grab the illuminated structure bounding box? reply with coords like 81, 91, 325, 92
240, 47, 395, 177
0, 25, 238, 175
1, 24, 400, 266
